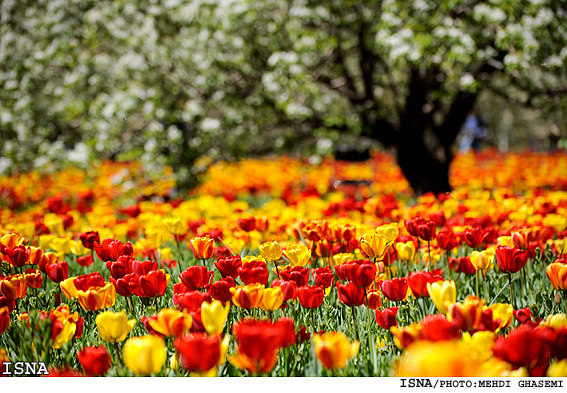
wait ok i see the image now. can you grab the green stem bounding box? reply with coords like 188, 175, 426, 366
427, 241, 431, 272
476, 270, 480, 297
351, 307, 358, 341
311, 308, 316, 333
114, 342, 123, 372
508, 273, 515, 309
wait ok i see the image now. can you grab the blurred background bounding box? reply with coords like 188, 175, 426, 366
1, 0, 566, 194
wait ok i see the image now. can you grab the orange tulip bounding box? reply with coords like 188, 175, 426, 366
230, 283, 264, 309
0, 274, 28, 300
547, 263, 567, 291
190, 235, 215, 260
77, 283, 116, 311
146, 308, 192, 337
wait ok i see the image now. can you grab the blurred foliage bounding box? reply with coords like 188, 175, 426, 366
1, 0, 566, 190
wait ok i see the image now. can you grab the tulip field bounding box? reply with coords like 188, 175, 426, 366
1, 150, 567, 377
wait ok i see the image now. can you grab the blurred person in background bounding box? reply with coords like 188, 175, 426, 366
459, 108, 488, 152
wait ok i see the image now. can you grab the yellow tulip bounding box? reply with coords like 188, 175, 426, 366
360, 232, 391, 260
123, 335, 167, 376
60, 277, 78, 299
540, 313, 567, 329
427, 280, 456, 314
460, 331, 495, 362
96, 311, 136, 343
201, 301, 230, 335
51, 319, 77, 350
376, 223, 399, 244
44, 214, 64, 236
163, 217, 187, 235
332, 253, 352, 267
313, 332, 359, 370
396, 241, 416, 262
487, 303, 513, 331
50, 236, 73, 255
497, 236, 514, 248
469, 250, 493, 272
69, 240, 87, 256
259, 241, 282, 262
259, 287, 284, 312
241, 255, 266, 265
283, 244, 311, 267
395, 340, 482, 377
548, 360, 567, 377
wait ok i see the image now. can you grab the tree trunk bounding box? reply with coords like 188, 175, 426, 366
395, 134, 452, 196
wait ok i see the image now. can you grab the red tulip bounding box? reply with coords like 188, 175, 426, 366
131, 260, 158, 274
45, 261, 69, 283
118, 204, 140, 218
4, 245, 30, 268
448, 256, 476, 275
408, 271, 441, 298
238, 217, 256, 232
238, 260, 269, 285
540, 327, 567, 360
337, 281, 365, 307
272, 279, 298, 303
0, 296, 15, 313
76, 255, 93, 267
334, 263, 354, 282
73, 272, 105, 291
464, 226, 484, 248
495, 245, 528, 274
375, 307, 398, 329
231, 319, 285, 374
174, 290, 212, 312
380, 277, 408, 302
313, 267, 334, 288
429, 211, 446, 227
209, 277, 236, 303
214, 255, 242, 278
137, 270, 168, 297
276, 317, 297, 348
179, 266, 213, 291
77, 346, 111, 376
106, 256, 133, 279
94, 238, 133, 262
348, 260, 377, 288
419, 315, 461, 342
78, 231, 100, 250
174, 334, 221, 373
513, 307, 535, 325
298, 286, 324, 309
416, 220, 436, 242
405, 217, 425, 237
436, 228, 458, 250
279, 266, 309, 287
492, 325, 550, 377
110, 273, 136, 297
